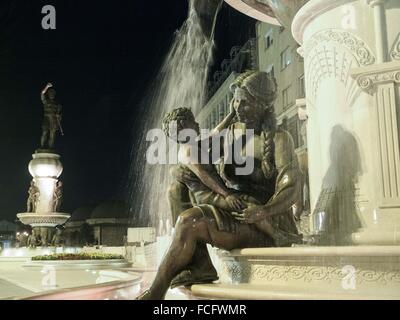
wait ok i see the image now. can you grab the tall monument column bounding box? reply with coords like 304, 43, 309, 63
291, 0, 400, 245
17, 83, 70, 244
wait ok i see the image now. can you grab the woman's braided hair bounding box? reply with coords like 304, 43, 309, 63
230, 71, 278, 179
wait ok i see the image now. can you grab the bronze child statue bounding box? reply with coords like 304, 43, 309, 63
162, 107, 261, 214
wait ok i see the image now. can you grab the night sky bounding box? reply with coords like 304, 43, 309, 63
0, 0, 255, 222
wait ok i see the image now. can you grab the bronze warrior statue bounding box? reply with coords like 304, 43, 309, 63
139, 71, 303, 300
51, 226, 64, 247
53, 181, 63, 212
27, 180, 40, 213
27, 228, 40, 248
40, 227, 52, 247
40, 83, 63, 149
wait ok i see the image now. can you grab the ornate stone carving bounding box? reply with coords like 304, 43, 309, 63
352, 64, 400, 94
304, 30, 375, 103
390, 34, 400, 61
16, 213, 70, 227
304, 30, 376, 66
221, 259, 400, 286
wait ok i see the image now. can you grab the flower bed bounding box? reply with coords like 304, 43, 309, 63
31, 253, 124, 261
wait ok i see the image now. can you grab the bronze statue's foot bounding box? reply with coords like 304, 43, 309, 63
135, 289, 166, 300
136, 290, 152, 300
170, 269, 219, 289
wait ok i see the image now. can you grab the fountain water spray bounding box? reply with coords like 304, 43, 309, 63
127, 0, 222, 229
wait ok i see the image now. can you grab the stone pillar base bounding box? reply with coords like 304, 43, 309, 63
194, 246, 400, 299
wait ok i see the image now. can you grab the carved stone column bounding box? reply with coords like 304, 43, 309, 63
292, 0, 400, 245
367, 0, 389, 63
351, 61, 400, 244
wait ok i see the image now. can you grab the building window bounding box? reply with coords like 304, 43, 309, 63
282, 86, 292, 110
219, 102, 225, 121
227, 95, 231, 114
264, 31, 273, 49
227, 93, 233, 114
281, 47, 292, 70
212, 108, 218, 127
299, 75, 305, 98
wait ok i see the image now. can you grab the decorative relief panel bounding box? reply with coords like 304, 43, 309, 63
304, 30, 376, 66
221, 258, 400, 286
304, 30, 376, 104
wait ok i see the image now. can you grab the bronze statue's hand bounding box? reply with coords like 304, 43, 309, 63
232, 206, 265, 224
226, 193, 246, 211
42, 83, 53, 94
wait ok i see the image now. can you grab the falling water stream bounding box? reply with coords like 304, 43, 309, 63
127, 0, 221, 230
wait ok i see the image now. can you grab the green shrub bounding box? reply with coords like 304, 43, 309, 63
32, 253, 124, 261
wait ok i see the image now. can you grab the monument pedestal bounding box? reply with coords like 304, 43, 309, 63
17, 151, 70, 230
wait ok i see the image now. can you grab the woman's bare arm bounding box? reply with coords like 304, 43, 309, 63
211, 107, 235, 135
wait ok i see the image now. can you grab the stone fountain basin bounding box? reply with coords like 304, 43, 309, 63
17, 212, 71, 227
22, 271, 143, 300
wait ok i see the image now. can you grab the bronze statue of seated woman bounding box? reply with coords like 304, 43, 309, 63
139, 71, 303, 300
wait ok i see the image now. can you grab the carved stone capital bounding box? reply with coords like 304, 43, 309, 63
351, 61, 400, 94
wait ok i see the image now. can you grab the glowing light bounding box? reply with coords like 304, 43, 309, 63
31, 163, 62, 178
38, 179, 56, 197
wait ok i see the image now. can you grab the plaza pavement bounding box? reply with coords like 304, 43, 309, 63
0, 259, 194, 300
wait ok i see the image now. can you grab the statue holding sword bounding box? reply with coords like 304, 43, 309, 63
40, 82, 64, 149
